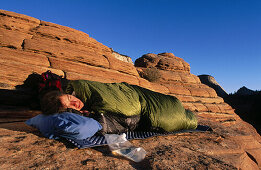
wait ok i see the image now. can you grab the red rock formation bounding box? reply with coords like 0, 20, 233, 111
198, 74, 228, 98
0, 10, 261, 169
0, 10, 139, 89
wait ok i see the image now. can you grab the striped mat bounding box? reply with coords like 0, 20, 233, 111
67, 125, 212, 149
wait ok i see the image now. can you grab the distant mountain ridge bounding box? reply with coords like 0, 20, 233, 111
235, 86, 259, 95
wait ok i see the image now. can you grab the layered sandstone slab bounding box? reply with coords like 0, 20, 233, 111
0, 9, 138, 89
0, 10, 260, 169
135, 53, 233, 116
198, 74, 228, 98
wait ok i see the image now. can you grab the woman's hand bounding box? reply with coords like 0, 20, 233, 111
80, 110, 90, 116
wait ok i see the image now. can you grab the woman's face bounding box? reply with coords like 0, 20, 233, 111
59, 94, 84, 111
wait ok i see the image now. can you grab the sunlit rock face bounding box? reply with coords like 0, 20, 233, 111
198, 74, 228, 98
0, 10, 139, 89
135, 52, 190, 72
0, 10, 261, 169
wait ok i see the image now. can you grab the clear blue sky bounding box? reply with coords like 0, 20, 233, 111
1, 0, 260, 93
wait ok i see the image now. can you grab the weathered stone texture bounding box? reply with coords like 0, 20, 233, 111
0, 10, 40, 33
199, 74, 228, 98
23, 36, 111, 68
0, 10, 261, 169
135, 53, 190, 72
49, 57, 139, 85
112, 51, 133, 63
0, 57, 63, 87
0, 28, 32, 49
0, 48, 50, 67
0, 9, 138, 89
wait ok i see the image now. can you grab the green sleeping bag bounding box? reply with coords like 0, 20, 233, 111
66, 80, 197, 132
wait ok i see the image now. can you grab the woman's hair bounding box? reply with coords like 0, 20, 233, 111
40, 90, 65, 115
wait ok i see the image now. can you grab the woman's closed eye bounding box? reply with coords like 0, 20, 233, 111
67, 95, 71, 101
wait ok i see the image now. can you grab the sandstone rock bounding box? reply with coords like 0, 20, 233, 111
0, 28, 32, 49
0, 57, 63, 88
0, 120, 253, 169
204, 103, 222, 113
0, 48, 50, 67
38, 21, 111, 54
198, 74, 228, 98
0, 10, 40, 33
175, 95, 196, 103
149, 83, 170, 94
65, 71, 116, 84
0, 106, 40, 118
205, 87, 218, 98
106, 53, 139, 76
182, 102, 198, 111
193, 96, 224, 104
112, 51, 133, 64
136, 78, 153, 90
179, 73, 200, 83
135, 52, 190, 72
23, 36, 111, 68
36, 21, 90, 43
188, 87, 210, 97
0, 10, 260, 169
164, 83, 191, 96
159, 69, 182, 82
49, 57, 139, 85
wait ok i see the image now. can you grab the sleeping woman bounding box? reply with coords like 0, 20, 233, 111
40, 79, 198, 134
